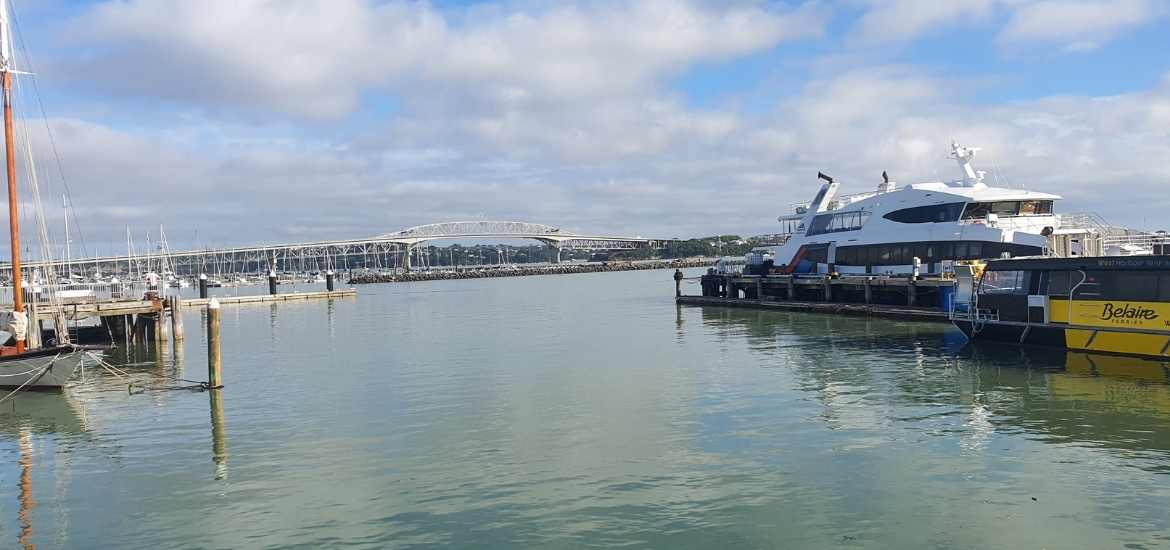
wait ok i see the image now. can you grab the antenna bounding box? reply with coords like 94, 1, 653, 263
881, 170, 889, 184
817, 172, 834, 184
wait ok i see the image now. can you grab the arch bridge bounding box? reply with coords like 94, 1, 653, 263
378, 221, 660, 269
4, 221, 670, 276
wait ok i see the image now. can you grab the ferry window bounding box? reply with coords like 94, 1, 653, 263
882, 202, 965, 224
1073, 272, 1102, 298
934, 242, 953, 259
892, 245, 906, 265
807, 211, 871, 236
962, 203, 990, 220
1108, 272, 1159, 301
877, 246, 892, 264
913, 243, 930, 261
992, 202, 1020, 215
967, 242, 983, 259
1016, 200, 1053, 215
1160, 275, 1170, 301
962, 201, 1040, 219
837, 248, 856, 265
805, 247, 827, 264
982, 270, 1028, 295
1046, 271, 1072, 296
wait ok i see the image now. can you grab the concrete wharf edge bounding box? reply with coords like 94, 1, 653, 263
183, 289, 356, 308
676, 295, 950, 323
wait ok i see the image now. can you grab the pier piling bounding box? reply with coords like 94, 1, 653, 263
156, 309, 169, 344
170, 296, 185, 342
207, 298, 222, 388
326, 270, 335, 292
268, 271, 278, 296
198, 274, 208, 299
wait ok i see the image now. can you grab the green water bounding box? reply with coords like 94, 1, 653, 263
2, 268, 1169, 549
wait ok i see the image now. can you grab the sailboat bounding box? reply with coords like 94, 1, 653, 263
0, 0, 89, 390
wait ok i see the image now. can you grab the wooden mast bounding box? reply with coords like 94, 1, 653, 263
0, 0, 23, 353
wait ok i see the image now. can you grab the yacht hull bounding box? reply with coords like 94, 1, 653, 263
0, 347, 88, 390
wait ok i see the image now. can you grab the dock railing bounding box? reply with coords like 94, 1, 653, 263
0, 281, 152, 307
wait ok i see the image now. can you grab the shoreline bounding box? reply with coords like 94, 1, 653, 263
348, 258, 709, 284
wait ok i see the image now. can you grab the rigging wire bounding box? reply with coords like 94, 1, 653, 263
8, 0, 90, 260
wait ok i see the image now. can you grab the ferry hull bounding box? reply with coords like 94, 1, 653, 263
954, 321, 1170, 360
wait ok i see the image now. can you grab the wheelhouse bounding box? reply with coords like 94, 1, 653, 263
972, 256, 1170, 326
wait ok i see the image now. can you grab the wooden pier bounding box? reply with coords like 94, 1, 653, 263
681, 272, 954, 323
36, 289, 356, 318
14, 288, 357, 346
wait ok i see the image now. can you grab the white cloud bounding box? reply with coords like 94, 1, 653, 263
38, 67, 1170, 251
998, 0, 1163, 51
852, 0, 1163, 50
853, 0, 997, 43
16, 1, 1170, 253
62, 0, 824, 120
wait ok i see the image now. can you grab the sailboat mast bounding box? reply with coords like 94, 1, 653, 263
1, 0, 24, 352
63, 194, 70, 278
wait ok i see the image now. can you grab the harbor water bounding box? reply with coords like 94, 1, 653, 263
2, 268, 1169, 548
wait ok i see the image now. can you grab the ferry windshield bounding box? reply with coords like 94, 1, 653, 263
962, 200, 1053, 219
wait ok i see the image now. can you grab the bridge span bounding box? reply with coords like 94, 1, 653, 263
4, 221, 670, 276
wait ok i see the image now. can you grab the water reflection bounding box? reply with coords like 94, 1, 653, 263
698, 306, 1170, 465
18, 428, 35, 550
0, 392, 88, 550
210, 391, 228, 480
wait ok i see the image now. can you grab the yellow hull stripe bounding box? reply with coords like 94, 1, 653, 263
1064, 328, 1170, 357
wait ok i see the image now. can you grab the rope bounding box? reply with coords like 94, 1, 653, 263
0, 363, 51, 406
0, 364, 55, 378
84, 351, 212, 393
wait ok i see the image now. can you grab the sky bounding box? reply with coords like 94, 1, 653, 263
6, 0, 1170, 255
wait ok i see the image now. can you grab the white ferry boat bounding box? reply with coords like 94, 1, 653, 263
766, 142, 1063, 276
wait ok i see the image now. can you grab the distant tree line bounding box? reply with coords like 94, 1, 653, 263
395, 235, 769, 267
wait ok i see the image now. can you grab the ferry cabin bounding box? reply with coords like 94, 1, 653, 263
953, 256, 1170, 359
768, 143, 1058, 276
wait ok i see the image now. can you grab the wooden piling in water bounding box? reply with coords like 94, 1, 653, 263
907, 278, 917, 307
207, 298, 222, 388
132, 314, 148, 345
170, 296, 185, 341
156, 309, 169, 344
268, 271, 278, 296
786, 276, 795, 300
199, 273, 208, 299
864, 278, 873, 304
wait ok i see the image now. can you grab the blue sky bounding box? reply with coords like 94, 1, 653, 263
5, 0, 1170, 255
